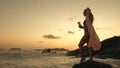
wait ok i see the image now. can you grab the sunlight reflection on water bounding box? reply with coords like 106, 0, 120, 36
0, 51, 120, 68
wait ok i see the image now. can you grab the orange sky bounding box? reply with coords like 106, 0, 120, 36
0, 0, 120, 50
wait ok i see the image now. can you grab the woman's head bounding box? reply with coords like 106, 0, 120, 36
83, 8, 91, 16
83, 7, 94, 23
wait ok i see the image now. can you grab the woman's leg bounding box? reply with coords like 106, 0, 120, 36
78, 35, 88, 63
88, 47, 93, 61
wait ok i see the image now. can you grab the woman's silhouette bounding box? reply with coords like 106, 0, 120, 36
78, 8, 95, 63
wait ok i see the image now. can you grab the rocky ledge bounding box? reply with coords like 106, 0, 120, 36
72, 60, 112, 68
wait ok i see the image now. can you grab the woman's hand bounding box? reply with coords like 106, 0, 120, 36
78, 22, 83, 29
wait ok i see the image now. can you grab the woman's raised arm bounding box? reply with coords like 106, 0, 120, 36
78, 22, 84, 29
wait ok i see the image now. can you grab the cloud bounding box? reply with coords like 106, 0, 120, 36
43, 34, 60, 39
67, 31, 75, 35
68, 16, 78, 21
39, 41, 43, 43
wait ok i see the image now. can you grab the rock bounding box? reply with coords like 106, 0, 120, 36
9, 48, 21, 51
67, 36, 120, 59
72, 60, 112, 68
66, 46, 89, 57
42, 49, 51, 53
95, 36, 120, 59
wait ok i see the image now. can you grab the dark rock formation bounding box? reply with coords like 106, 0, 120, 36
72, 60, 112, 68
51, 48, 69, 51
67, 36, 120, 59
42, 49, 51, 53
9, 48, 21, 51
41, 48, 69, 54
66, 46, 89, 57
95, 36, 120, 59
33, 49, 42, 51
96, 36, 120, 59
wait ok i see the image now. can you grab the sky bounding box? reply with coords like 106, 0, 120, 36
0, 0, 120, 50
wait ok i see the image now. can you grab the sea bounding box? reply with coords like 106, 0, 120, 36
0, 50, 119, 68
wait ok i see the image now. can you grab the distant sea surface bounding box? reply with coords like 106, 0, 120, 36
0, 50, 120, 68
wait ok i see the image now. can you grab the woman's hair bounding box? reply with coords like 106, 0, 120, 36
89, 12, 94, 23
83, 8, 94, 23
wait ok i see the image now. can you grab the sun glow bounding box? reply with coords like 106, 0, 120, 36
0, 0, 120, 50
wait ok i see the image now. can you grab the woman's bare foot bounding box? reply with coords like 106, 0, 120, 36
88, 58, 94, 62
80, 58, 86, 63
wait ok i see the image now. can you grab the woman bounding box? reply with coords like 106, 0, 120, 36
78, 8, 94, 63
